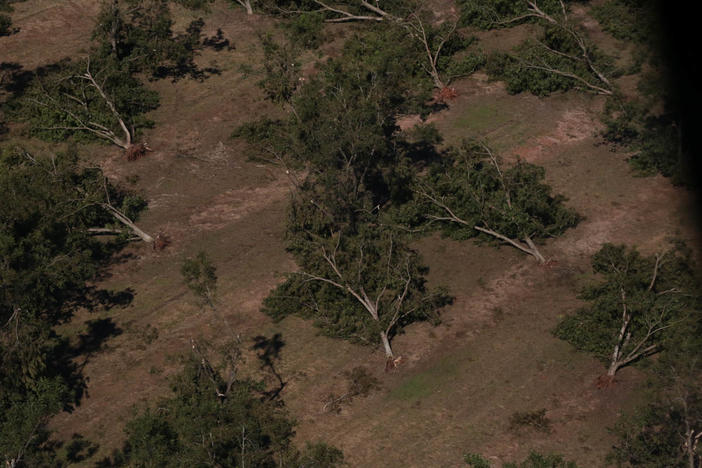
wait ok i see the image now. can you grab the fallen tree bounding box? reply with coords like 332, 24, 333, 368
404, 140, 579, 263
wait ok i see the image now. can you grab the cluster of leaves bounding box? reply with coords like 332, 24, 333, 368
107, 345, 343, 467
14, 58, 159, 146
0, 148, 146, 466
398, 139, 579, 261
181, 251, 218, 307
485, 24, 614, 96
458, 0, 573, 29
609, 351, 702, 467
465, 451, 579, 468
611, 392, 701, 467
590, 0, 658, 45
588, 0, 694, 184
92, 0, 206, 80
281, 12, 325, 49
593, 0, 691, 185
601, 90, 692, 183
554, 243, 700, 374
10, 0, 215, 149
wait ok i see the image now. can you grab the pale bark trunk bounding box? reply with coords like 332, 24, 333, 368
244, 0, 252, 14
380, 331, 394, 359
524, 235, 546, 263
606, 360, 619, 377
101, 204, 154, 243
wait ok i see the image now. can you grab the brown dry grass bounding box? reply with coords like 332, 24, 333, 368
2, 1, 699, 466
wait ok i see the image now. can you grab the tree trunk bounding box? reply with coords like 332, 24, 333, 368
101, 204, 154, 243
245, 1, 253, 14
606, 360, 619, 377
686, 429, 695, 468
380, 331, 394, 359
524, 235, 546, 263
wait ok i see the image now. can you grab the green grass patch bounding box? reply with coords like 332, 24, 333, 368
454, 104, 508, 134
388, 355, 461, 402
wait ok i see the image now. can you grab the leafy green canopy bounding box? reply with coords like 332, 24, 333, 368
594, 0, 693, 185
485, 23, 614, 96
239, 29, 436, 206
93, 0, 205, 79
401, 140, 579, 257
465, 451, 580, 468
263, 215, 449, 347
458, 0, 576, 29
110, 344, 343, 467
555, 243, 700, 373
0, 148, 146, 466
611, 392, 701, 468
15, 58, 159, 147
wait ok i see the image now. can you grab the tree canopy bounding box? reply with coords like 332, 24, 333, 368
108, 341, 343, 467
0, 147, 147, 467
555, 243, 701, 377
402, 140, 579, 262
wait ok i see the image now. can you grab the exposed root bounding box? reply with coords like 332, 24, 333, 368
125, 142, 151, 161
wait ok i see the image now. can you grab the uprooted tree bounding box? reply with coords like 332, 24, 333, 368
17, 57, 159, 152
263, 188, 450, 362
461, 0, 614, 96
403, 140, 579, 263
555, 243, 700, 379
256, 1, 484, 91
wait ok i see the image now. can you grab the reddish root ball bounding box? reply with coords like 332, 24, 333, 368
153, 233, 171, 251
435, 86, 458, 102
595, 374, 616, 389
125, 143, 149, 161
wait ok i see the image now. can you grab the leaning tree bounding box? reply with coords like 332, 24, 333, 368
18, 57, 159, 153
406, 140, 579, 263
555, 243, 700, 379
263, 184, 450, 363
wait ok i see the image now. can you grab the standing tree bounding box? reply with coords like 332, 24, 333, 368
109, 340, 343, 467
181, 251, 218, 308
405, 140, 579, 263
555, 243, 700, 379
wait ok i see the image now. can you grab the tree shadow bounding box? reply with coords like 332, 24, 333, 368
80, 286, 135, 311
203, 29, 234, 51
0, 62, 36, 98
252, 333, 286, 400
73, 317, 123, 358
